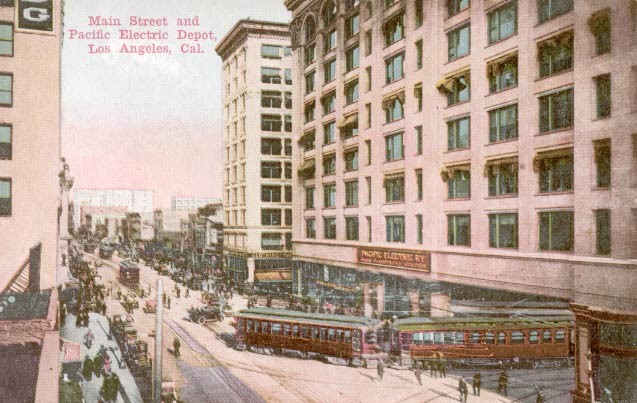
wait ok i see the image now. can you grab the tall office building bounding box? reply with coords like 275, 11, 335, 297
72, 188, 154, 229
216, 20, 294, 291
286, 1, 637, 401
171, 195, 221, 211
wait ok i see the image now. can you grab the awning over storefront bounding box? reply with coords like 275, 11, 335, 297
483, 155, 518, 176
298, 158, 316, 178
255, 270, 292, 283
533, 147, 573, 172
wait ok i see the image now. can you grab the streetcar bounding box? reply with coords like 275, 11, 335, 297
98, 243, 115, 259
390, 315, 574, 368
119, 260, 140, 288
234, 308, 383, 367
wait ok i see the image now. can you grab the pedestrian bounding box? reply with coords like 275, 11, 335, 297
185, 288, 190, 298
429, 359, 436, 378
176, 287, 181, 298
377, 360, 384, 381
93, 353, 104, 378
84, 329, 94, 349
167, 296, 171, 309
472, 371, 481, 396
461, 378, 469, 402
458, 378, 467, 402
82, 355, 94, 381
60, 302, 67, 326
439, 356, 447, 378
100, 373, 111, 400
266, 295, 273, 309
536, 390, 544, 403
414, 365, 423, 386
104, 355, 111, 374
497, 369, 508, 396
111, 373, 120, 401
173, 337, 181, 357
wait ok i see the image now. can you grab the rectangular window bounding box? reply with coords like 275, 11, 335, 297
366, 216, 372, 242
0, 178, 10, 216
383, 13, 405, 47
0, 23, 13, 57
285, 185, 292, 202
538, 0, 573, 24
365, 31, 372, 56
284, 139, 292, 156
385, 132, 404, 161
538, 32, 574, 77
539, 88, 574, 133
305, 187, 315, 209
415, 86, 423, 111
539, 154, 573, 193
595, 74, 611, 119
0, 73, 12, 106
345, 79, 359, 104
488, 162, 518, 196
285, 209, 292, 226
324, 58, 336, 82
285, 115, 292, 132
261, 185, 282, 202
346, 13, 360, 38
595, 209, 611, 255
345, 180, 359, 206
365, 140, 372, 165
324, 217, 337, 239
261, 209, 282, 226
261, 161, 282, 179
262, 233, 283, 250
385, 175, 405, 203
344, 149, 359, 171
305, 71, 315, 94
447, 24, 470, 61
305, 44, 316, 66
285, 92, 292, 109
488, 56, 517, 93
366, 177, 372, 204
323, 154, 336, 176
386, 215, 405, 242
324, 30, 337, 53
323, 122, 335, 144
447, 74, 470, 105
0, 124, 11, 160
324, 183, 336, 208
539, 211, 574, 251
448, 169, 471, 199
416, 214, 423, 244
261, 138, 282, 155
489, 213, 518, 248
488, 1, 517, 44
416, 170, 423, 201
304, 101, 315, 123
385, 52, 404, 84
489, 104, 518, 142
261, 91, 283, 108
366, 66, 372, 92
306, 218, 316, 238
285, 69, 292, 85
591, 11, 611, 55
448, 214, 470, 246
448, 0, 469, 17
261, 45, 281, 58
346, 45, 360, 72
594, 140, 611, 188
385, 96, 404, 123
261, 114, 282, 132
415, 126, 423, 155
285, 162, 292, 179
261, 67, 281, 84
346, 217, 359, 240
447, 116, 470, 151
415, 1, 424, 27
415, 40, 423, 70
322, 91, 336, 115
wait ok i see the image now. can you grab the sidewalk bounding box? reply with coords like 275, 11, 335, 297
60, 312, 143, 403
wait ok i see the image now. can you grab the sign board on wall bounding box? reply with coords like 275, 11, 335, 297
17, 0, 53, 32
357, 247, 431, 272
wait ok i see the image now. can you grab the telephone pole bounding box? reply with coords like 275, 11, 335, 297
153, 278, 163, 403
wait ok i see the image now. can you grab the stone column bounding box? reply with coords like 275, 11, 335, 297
376, 283, 385, 317
247, 257, 255, 284
363, 282, 373, 318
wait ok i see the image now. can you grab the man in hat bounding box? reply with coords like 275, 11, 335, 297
472, 371, 481, 396
377, 360, 384, 381
173, 336, 181, 357
82, 355, 94, 380
414, 365, 423, 386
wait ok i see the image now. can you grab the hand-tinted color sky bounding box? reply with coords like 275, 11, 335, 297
62, 0, 290, 208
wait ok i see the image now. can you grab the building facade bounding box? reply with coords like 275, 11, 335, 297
72, 188, 154, 229
171, 196, 220, 211
216, 20, 294, 292
286, 1, 637, 401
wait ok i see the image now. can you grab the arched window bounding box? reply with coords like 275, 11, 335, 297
555, 330, 566, 344
470, 332, 481, 344
304, 17, 316, 42
322, 1, 337, 26
543, 330, 552, 343
529, 330, 539, 344
485, 332, 495, 344
498, 332, 506, 344
511, 331, 525, 344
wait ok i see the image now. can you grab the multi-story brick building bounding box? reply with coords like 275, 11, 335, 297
216, 20, 294, 293
286, 1, 637, 401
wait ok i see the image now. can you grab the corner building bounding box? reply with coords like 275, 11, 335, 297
216, 20, 294, 293
285, 1, 637, 401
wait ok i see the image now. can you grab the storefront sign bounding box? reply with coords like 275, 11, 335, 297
358, 247, 431, 272
17, 0, 53, 32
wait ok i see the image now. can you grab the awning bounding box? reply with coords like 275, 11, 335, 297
255, 270, 292, 283
298, 158, 316, 177
537, 31, 573, 60
483, 156, 518, 176
440, 163, 470, 181
383, 171, 405, 187
413, 82, 423, 97
588, 9, 610, 33
486, 53, 518, 77
533, 147, 573, 172
436, 69, 470, 94
338, 112, 358, 128
382, 91, 406, 110
299, 130, 315, 144
62, 339, 82, 363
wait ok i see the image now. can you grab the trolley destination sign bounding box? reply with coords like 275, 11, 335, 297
357, 247, 431, 272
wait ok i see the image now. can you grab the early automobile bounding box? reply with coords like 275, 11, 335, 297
143, 299, 157, 314
188, 306, 223, 325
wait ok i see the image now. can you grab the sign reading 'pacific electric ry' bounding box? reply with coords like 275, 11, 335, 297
18, 0, 53, 32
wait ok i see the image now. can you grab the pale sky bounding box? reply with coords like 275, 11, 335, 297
62, 0, 290, 208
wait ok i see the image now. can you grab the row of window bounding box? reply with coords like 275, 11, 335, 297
261, 208, 293, 226
304, 208, 611, 255
261, 67, 293, 85
261, 114, 293, 132
409, 328, 567, 346
0, 24, 14, 217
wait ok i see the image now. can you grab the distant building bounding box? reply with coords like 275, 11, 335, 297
72, 188, 154, 229
216, 20, 293, 293
80, 206, 127, 240
153, 209, 190, 248
171, 196, 221, 211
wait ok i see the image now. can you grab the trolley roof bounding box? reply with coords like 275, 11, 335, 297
119, 260, 139, 270
393, 315, 574, 331
237, 308, 380, 329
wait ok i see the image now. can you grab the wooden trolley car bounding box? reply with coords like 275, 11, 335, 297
391, 315, 574, 368
119, 260, 140, 288
234, 308, 382, 367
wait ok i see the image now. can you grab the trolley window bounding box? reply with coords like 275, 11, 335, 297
284, 324, 291, 337
237, 318, 245, 330
543, 330, 552, 343
555, 330, 566, 343
444, 332, 455, 344
320, 328, 327, 341
271, 323, 282, 335
352, 330, 361, 352
255, 321, 261, 333
263, 321, 270, 334
498, 332, 506, 344
247, 320, 254, 331
293, 324, 300, 337
302, 326, 311, 339
312, 327, 320, 340
344, 330, 351, 343
424, 332, 433, 345
454, 332, 465, 345
485, 332, 495, 344
433, 332, 443, 345
470, 332, 481, 344
511, 331, 524, 344
328, 328, 336, 342
413, 332, 423, 345
336, 329, 344, 342
529, 330, 539, 344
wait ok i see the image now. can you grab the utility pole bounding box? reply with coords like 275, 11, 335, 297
153, 278, 163, 403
